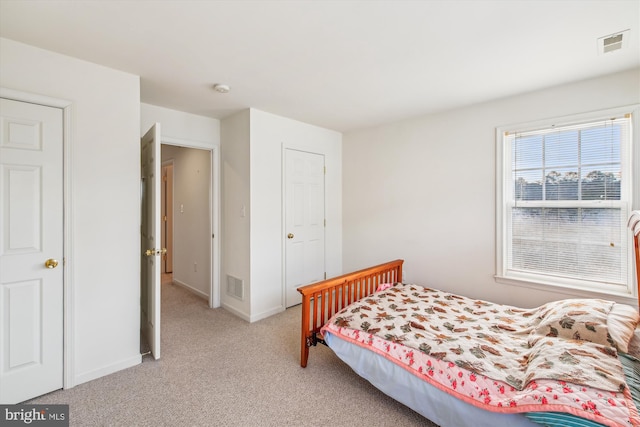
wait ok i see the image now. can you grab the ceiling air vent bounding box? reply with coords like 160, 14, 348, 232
597, 30, 629, 55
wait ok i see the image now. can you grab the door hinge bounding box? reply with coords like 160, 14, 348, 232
324, 272, 327, 280
323, 166, 326, 174
324, 219, 326, 227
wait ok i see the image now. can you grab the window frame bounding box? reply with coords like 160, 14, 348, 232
496, 105, 640, 300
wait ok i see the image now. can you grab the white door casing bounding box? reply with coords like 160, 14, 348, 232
158, 137, 219, 309
141, 124, 161, 360
284, 149, 325, 307
161, 162, 173, 274
0, 98, 64, 403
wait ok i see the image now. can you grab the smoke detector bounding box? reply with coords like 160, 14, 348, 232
597, 30, 629, 55
213, 83, 230, 93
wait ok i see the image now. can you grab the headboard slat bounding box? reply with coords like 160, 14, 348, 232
298, 259, 404, 367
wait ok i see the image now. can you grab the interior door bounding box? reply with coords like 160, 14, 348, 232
0, 98, 63, 403
141, 123, 161, 360
284, 149, 325, 307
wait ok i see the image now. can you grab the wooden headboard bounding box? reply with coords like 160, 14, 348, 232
297, 259, 404, 367
629, 211, 640, 308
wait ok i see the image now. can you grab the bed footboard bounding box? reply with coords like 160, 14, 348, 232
297, 259, 404, 367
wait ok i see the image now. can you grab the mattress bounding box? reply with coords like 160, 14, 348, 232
325, 330, 541, 427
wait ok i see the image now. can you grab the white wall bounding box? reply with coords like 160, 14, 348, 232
141, 103, 220, 144
221, 108, 342, 322
141, 103, 220, 302
0, 38, 141, 386
343, 68, 640, 309
220, 110, 251, 318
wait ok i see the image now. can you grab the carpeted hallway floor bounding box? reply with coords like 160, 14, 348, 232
28, 277, 434, 426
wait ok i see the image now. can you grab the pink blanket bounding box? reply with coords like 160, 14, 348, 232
322, 283, 640, 427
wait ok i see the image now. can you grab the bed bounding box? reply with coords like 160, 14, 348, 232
297, 212, 640, 427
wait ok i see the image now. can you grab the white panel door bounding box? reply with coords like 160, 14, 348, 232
141, 124, 161, 360
285, 149, 325, 307
0, 98, 63, 403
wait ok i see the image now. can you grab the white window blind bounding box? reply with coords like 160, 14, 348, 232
497, 109, 635, 296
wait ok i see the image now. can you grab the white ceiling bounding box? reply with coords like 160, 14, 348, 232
1, 0, 638, 132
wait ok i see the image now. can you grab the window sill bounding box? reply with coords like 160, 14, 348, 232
494, 274, 638, 307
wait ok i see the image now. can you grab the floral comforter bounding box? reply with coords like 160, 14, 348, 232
321, 283, 640, 427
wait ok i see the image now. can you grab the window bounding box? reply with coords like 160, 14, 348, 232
496, 106, 638, 298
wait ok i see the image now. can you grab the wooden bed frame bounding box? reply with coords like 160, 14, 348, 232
297, 259, 403, 367
297, 212, 640, 368
630, 211, 640, 309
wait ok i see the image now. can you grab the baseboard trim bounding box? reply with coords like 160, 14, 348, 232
172, 279, 209, 300
221, 303, 250, 322
74, 354, 141, 387
249, 306, 284, 323
221, 303, 284, 323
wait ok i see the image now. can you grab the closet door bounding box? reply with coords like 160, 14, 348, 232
0, 98, 63, 403
284, 149, 325, 307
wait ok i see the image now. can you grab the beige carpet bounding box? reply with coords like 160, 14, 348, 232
29, 278, 436, 426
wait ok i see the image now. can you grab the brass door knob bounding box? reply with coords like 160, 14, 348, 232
287, 233, 294, 239
144, 248, 167, 256
44, 259, 59, 269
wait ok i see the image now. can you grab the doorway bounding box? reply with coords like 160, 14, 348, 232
140, 127, 220, 360
0, 88, 79, 401
160, 144, 213, 300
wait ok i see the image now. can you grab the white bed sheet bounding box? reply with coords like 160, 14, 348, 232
325, 331, 540, 427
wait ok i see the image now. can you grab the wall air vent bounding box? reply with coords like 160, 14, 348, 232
227, 275, 244, 300
597, 30, 629, 55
